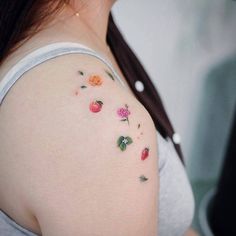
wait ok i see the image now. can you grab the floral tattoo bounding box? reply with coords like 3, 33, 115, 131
76, 70, 149, 183
117, 104, 131, 125
117, 136, 133, 151
88, 75, 103, 86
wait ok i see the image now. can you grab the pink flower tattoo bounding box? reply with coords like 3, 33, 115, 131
117, 104, 131, 125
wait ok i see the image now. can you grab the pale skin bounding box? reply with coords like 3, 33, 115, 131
0, 55, 159, 236
0, 0, 197, 235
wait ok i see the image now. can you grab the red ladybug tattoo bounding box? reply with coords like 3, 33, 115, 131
141, 147, 149, 160
89, 100, 103, 113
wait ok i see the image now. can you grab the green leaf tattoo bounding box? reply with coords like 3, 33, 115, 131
117, 136, 124, 145
119, 142, 126, 151
78, 70, 84, 76
105, 70, 115, 81
125, 136, 133, 144
96, 100, 103, 106
139, 175, 148, 182
117, 136, 133, 151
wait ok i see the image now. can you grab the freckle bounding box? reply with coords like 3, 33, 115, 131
138, 123, 141, 129
75, 90, 79, 96
137, 136, 140, 139
140, 132, 143, 135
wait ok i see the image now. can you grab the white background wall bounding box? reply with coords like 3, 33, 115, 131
112, 0, 236, 181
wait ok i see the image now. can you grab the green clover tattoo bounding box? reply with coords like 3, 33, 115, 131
117, 136, 133, 151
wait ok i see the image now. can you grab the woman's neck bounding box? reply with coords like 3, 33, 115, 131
52, 0, 116, 45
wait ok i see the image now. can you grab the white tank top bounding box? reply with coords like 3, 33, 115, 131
0, 42, 195, 236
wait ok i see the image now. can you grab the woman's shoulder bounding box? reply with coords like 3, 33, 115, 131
0, 48, 158, 151
0, 42, 159, 235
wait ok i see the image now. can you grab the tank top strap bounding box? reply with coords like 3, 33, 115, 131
0, 42, 126, 105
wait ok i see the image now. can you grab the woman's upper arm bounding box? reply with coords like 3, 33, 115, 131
3, 54, 159, 236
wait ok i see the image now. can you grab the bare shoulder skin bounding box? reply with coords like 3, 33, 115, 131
0, 53, 159, 235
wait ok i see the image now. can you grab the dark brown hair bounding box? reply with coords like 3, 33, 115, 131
0, 0, 69, 66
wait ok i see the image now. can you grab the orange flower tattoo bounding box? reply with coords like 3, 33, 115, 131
88, 75, 103, 86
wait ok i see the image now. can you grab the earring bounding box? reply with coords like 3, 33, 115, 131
63, 2, 80, 17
